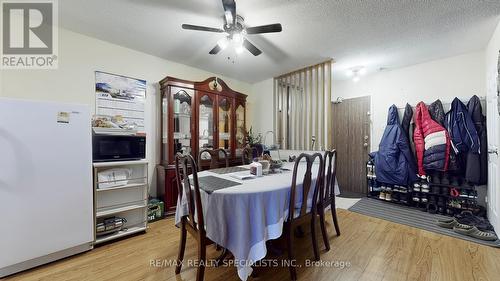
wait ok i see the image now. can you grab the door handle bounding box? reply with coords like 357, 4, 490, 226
363, 143, 369, 148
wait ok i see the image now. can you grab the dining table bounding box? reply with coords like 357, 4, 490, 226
175, 161, 340, 281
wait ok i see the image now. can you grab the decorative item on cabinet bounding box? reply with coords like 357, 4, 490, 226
157, 76, 247, 215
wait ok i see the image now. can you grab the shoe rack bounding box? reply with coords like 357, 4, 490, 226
366, 160, 481, 216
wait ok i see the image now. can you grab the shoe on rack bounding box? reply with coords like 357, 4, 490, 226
459, 190, 469, 198
468, 190, 478, 199
386, 186, 392, 191
442, 175, 450, 185
427, 203, 438, 214
379, 191, 386, 200
421, 196, 428, 203
421, 183, 430, 193
431, 172, 441, 184
413, 184, 421, 192
385, 192, 392, 201
437, 197, 445, 207
440, 186, 449, 195
412, 196, 420, 202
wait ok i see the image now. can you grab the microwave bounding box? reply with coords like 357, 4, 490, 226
93, 135, 146, 162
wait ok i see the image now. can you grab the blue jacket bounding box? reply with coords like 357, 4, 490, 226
373, 105, 417, 186
445, 98, 480, 155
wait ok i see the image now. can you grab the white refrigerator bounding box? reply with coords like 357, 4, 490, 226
0, 98, 94, 277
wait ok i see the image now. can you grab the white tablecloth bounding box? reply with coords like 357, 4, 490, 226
175, 162, 340, 281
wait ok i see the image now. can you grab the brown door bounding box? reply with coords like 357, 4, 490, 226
332, 96, 371, 197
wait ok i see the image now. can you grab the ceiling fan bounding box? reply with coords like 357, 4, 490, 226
181, 0, 282, 56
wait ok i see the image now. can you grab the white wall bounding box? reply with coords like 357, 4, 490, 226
484, 21, 500, 235
247, 78, 274, 139
0, 28, 252, 196
333, 52, 486, 151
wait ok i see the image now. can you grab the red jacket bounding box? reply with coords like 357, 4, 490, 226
413, 102, 450, 175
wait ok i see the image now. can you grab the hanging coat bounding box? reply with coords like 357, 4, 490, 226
401, 103, 413, 144
401, 103, 418, 172
445, 98, 480, 155
429, 99, 460, 172
373, 105, 417, 186
428, 99, 446, 126
414, 102, 450, 175
467, 95, 487, 185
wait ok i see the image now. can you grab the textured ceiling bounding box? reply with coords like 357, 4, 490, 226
59, 0, 500, 82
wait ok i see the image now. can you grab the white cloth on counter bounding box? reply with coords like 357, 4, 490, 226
175, 161, 340, 281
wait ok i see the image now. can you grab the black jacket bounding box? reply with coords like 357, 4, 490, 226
401, 103, 417, 169
428, 99, 446, 126
467, 95, 487, 185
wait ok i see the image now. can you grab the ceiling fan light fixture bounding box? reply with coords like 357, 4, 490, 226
235, 45, 244, 54
232, 32, 243, 45
224, 11, 233, 25
217, 37, 229, 49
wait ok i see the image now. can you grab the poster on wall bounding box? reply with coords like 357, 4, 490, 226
95, 71, 146, 133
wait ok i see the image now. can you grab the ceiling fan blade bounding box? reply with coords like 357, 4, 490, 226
243, 39, 262, 56
246, 23, 282, 34
182, 24, 224, 33
221, 0, 236, 26
209, 45, 222, 55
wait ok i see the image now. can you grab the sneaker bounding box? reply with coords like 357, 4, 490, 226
440, 186, 449, 195
421, 183, 430, 193
385, 192, 392, 201
413, 196, 420, 202
413, 184, 421, 192
421, 196, 428, 203
468, 190, 478, 199
459, 190, 469, 198
379, 191, 386, 200
442, 175, 450, 185
386, 186, 392, 191
428, 203, 438, 214
431, 172, 441, 184
431, 185, 440, 194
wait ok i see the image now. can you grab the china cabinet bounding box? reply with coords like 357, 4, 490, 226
157, 76, 247, 215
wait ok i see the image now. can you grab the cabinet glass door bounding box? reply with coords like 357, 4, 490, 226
235, 102, 246, 157
199, 94, 214, 150
162, 94, 168, 161
172, 88, 193, 157
218, 97, 232, 154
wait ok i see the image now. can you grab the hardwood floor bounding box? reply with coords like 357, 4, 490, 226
5, 209, 500, 281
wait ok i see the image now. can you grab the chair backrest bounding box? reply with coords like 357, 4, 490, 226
288, 153, 324, 221
322, 149, 337, 204
175, 153, 205, 233
198, 148, 229, 170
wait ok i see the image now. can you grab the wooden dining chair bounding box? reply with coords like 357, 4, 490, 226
174, 153, 214, 281
318, 149, 340, 252
198, 148, 229, 170
284, 153, 324, 281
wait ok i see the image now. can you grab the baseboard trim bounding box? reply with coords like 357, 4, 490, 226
0, 243, 93, 278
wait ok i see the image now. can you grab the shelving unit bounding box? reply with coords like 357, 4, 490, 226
367, 159, 481, 216
93, 160, 148, 245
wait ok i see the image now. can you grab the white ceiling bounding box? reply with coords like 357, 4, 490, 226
59, 0, 500, 83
